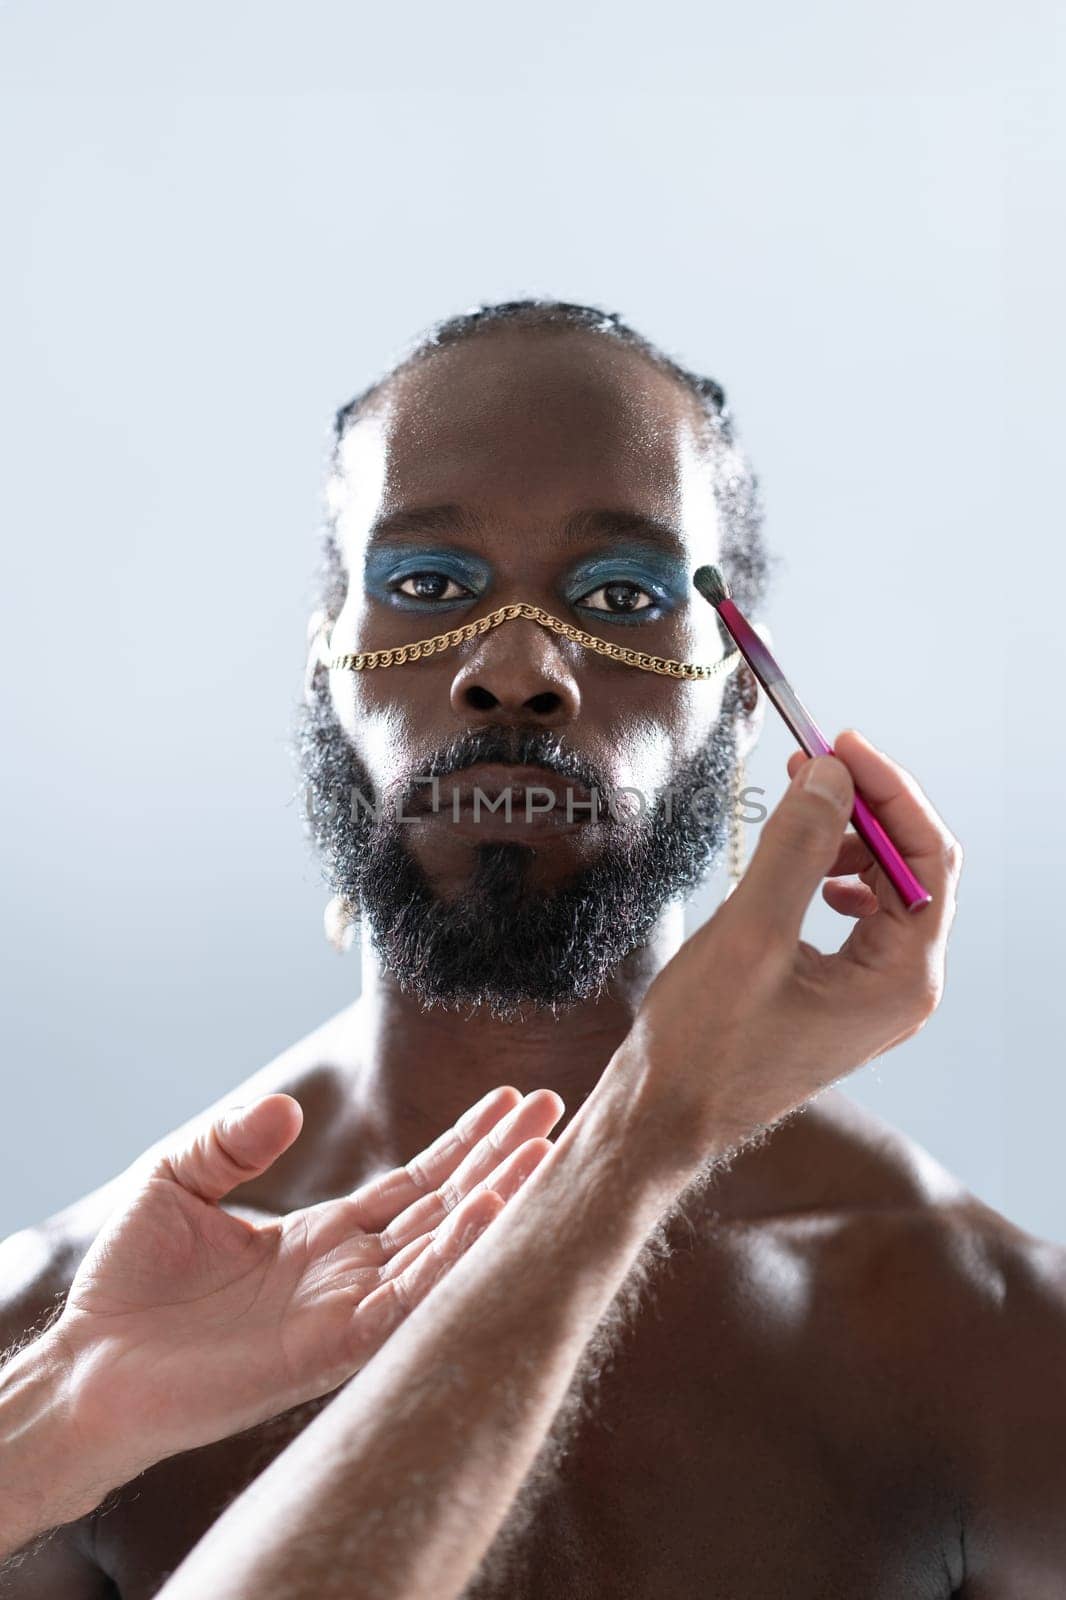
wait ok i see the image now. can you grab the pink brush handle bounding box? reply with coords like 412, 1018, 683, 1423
794, 722, 931, 910
848, 791, 932, 911
716, 598, 932, 913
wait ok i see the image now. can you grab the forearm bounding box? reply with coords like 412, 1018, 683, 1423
0, 1330, 118, 1560
157, 1053, 705, 1600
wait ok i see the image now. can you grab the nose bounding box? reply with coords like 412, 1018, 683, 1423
449, 617, 581, 725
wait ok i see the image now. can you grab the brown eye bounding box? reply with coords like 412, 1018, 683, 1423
394, 573, 472, 601
578, 582, 655, 614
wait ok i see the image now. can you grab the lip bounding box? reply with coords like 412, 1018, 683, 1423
406, 763, 596, 830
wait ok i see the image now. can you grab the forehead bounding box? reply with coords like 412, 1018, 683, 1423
329, 329, 718, 554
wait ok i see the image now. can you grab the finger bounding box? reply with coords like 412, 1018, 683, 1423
347, 1085, 522, 1232
726, 755, 855, 948
784, 755, 934, 934
830, 732, 963, 948
822, 877, 881, 918
789, 738, 957, 883
431, 1136, 553, 1224
159, 1094, 304, 1205
824, 831, 876, 881
289, 1093, 541, 1268
377, 1139, 550, 1285
785, 757, 879, 884
478, 1137, 553, 1203
351, 1190, 505, 1344
430, 1187, 506, 1259
436, 1092, 562, 1213
831, 730, 960, 880
376, 1230, 435, 1282
812, 736, 961, 1015
379, 1094, 563, 1253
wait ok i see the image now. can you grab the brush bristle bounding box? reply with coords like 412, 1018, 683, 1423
693, 565, 731, 607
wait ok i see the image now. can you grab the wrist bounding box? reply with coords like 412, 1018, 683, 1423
0, 1323, 124, 1556
599, 1026, 738, 1191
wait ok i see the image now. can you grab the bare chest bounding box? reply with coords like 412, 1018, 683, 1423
91, 1377, 959, 1599
90, 1229, 965, 1599
456, 1383, 960, 1600
459, 1294, 962, 1599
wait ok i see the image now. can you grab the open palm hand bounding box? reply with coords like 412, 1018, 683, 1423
55, 1085, 562, 1484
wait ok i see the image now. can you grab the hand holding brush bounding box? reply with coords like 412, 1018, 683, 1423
693, 564, 932, 912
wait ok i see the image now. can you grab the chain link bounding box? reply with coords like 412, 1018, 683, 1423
327, 602, 742, 682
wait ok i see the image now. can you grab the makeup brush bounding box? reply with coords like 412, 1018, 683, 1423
693, 564, 931, 912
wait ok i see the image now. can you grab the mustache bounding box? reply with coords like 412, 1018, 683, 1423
394, 725, 609, 806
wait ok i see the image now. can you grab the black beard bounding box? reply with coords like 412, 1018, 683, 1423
293, 680, 739, 1023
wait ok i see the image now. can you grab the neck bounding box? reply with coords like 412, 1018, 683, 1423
337, 901, 686, 1173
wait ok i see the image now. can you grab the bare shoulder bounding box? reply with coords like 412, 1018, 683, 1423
706, 1085, 981, 1240
734, 1092, 1066, 1594
699, 1089, 1059, 1358
759, 1089, 1059, 1306
773, 1086, 978, 1217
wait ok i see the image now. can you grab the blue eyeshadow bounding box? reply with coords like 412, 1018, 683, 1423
364, 545, 492, 607
563, 546, 689, 617
361, 540, 690, 623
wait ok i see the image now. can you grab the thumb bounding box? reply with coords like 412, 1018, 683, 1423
731, 754, 854, 945
161, 1094, 304, 1205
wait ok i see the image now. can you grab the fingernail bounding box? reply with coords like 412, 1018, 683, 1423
799, 757, 852, 810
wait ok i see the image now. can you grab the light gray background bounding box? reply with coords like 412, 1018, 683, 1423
1, 3, 1062, 1241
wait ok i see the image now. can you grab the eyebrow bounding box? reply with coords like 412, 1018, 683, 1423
365, 504, 687, 553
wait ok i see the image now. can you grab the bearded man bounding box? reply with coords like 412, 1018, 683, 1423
2, 300, 1063, 1600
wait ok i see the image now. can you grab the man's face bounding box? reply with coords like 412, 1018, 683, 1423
298, 329, 746, 1018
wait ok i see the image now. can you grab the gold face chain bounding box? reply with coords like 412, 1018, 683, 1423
326, 602, 742, 682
